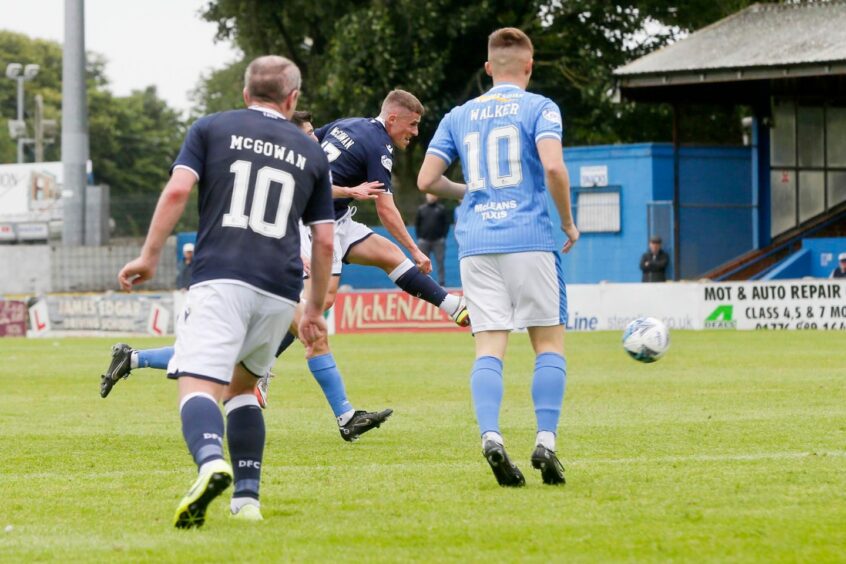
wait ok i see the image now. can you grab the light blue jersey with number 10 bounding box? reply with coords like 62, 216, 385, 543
426, 83, 564, 259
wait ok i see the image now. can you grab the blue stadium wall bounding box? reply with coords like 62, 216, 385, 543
340, 143, 753, 289
677, 146, 754, 278
763, 237, 846, 280
557, 143, 670, 283
560, 144, 753, 282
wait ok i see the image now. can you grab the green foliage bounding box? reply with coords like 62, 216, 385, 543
89, 86, 185, 236
0, 30, 185, 236
197, 0, 761, 218
189, 58, 248, 118
0, 31, 65, 163
1, 331, 845, 560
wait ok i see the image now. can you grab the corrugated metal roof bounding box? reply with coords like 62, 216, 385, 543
615, 2, 846, 81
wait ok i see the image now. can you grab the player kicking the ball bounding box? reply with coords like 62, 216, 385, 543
101, 93, 470, 433
418, 28, 579, 487
100, 111, 392, 443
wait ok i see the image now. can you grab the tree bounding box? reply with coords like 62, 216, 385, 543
0, 30, 185, 236
189, 58, 248, 117
0, 31, 65, 163
89, 86, 185, 236
198, 1, 762, 219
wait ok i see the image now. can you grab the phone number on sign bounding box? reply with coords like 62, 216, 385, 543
750, 305, 846, 330
756, 321, 846, 330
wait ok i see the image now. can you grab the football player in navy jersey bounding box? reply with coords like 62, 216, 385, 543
266, 110, 393, 441
418, 28, 579, 487
265, 93, 472, 428
117, 55, 335, 527
295, 90, 469, 331
100, 111, 393, 444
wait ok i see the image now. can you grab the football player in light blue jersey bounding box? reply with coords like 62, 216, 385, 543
418, 27, 579, 487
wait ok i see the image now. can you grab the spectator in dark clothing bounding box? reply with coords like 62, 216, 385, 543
640, 236, 669, 283
415, 194, 451, 285
831, 253, 846, 278
176, 242, 194, 290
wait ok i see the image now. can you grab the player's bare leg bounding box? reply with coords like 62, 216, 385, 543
256, 275, 339, 406
527, 325, 567, 485
258, 276, 392, 441
346, 234, 470, 326
472, 331, 524, 487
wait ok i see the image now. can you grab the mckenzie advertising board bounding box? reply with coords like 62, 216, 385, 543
334, 291, 467, 333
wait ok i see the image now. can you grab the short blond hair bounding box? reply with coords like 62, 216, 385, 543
380, 89, 425, 116
488, 27, 534, 55
244, 55, 301, 104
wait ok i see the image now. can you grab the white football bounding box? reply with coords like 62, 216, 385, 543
622, 317, 670, 363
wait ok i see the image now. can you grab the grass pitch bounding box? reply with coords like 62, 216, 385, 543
1, 331, 845, 562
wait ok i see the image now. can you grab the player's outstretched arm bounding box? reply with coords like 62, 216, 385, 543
118, 169, 196, 291
299, 222, 333, 350
417, 154, 466, 200
374, 193, 432, 274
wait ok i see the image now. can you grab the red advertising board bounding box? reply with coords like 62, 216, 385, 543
0, 300, 27, 337
333, 291, 468, 333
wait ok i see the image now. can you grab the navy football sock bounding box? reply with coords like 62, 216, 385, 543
275, 331, 296, 358
225, 394, 264, 500
532, 352, 567, 433
137, 346, 174, 369
180, 393, 224, 468
307, 353, 353, 419
390, 259, 455, 312
470, 356, 504, 436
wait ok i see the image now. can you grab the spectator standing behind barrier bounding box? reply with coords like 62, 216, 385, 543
415, 194, 451, 286
831, 252, 846, 278
640, 236, 669, 283
176, 243, 194, 289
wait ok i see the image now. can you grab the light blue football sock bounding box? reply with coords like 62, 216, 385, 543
471, 356, 504, 436
137, 346, 174, 370
532, 352, 567, 434
307, 353, 353, 418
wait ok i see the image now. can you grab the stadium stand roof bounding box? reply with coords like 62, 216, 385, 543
614, 2, 846, 103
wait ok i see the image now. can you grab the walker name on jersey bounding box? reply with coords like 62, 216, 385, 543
470, 103, 520, 121
474, 200, 517, 220
229, 135, 308, 170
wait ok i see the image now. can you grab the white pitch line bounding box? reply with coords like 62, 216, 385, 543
6, 451, 845, 480
573, 450, 846, 465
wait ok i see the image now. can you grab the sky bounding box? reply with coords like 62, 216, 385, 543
0, 0, 241, 113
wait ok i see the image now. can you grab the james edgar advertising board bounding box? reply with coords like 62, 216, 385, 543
702, 280, 846, 330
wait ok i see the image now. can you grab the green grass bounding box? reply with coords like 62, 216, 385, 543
1, 331, 845, 562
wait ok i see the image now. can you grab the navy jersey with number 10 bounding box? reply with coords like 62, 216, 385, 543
426, 84, 564, 259
172, 106, 334, 302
